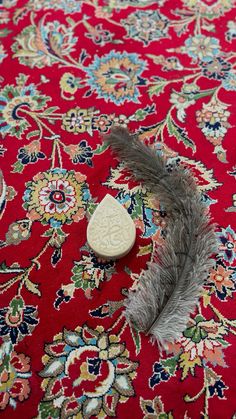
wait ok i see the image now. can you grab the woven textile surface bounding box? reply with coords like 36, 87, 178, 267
0, 0, 236, 418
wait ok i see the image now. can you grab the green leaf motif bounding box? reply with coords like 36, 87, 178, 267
183, 88, 217, 101
195, 314, 206, 323
56, 227, 66, 237
166, 114, 195, 151
10, 296, 24, 316
25, 278, 41, 297
138, 243, 152, 257
159, 413, 173, 419
0, 29, 12, 38
184, 325, 207, 343
33, 94, 51, 110
148, 82, 166, 98
42, 106, 60, 115
0, 262, 25, 274
11, 160, 24, 173
26, 130, 40, 139
128, 194, 143, 219
105, 79, 117, 85
16, 73, 29, 86
162, 356, 178, 376
41, 229, 54, 238
71, 263, 95, 291
86, 201, 97, 216
202, 23, 216, 32
130, 105, 156, 122
132, 109, 147, 121
0, 261, 7, 272
93, 143, 109, 155
217, 338, 229, 347
72, 264, 83, 277
130, 326, 141, 355
124, 266, 132, 276
38, 401, 60, 419
66, 17, 76, 27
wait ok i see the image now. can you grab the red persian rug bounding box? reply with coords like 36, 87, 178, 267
1, 0, 236, 418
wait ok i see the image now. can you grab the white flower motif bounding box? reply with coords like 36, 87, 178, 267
39, 179, 76, 215
170, 92, 195, 122
181, 336, 221, 361
185, 35, 220, 62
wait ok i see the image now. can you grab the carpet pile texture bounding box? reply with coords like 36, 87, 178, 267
0, 0, 236, 418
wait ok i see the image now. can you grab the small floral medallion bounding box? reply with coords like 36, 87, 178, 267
37, 325, 138, 418
23, 168, 89, 226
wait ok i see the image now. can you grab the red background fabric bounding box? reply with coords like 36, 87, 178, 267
0, 0, 236, 418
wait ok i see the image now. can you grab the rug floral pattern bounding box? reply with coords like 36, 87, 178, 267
0, 0, 236, 418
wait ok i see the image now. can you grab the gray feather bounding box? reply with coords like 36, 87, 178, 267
105, 127, 217, 348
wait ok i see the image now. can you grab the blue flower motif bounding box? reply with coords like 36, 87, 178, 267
51, 167, 67, 175
65, 140, 93, 166
117, 192, 160, 238
82, 186, 91, 202
54, 288, 71, 310
89, 303, 111, 318
23, 188, 31, 202
40, 21, 77, 49
0, 300, 38, 344
86, 50, 147, 104
33, 0, 81, 13
49, 218, 62, 228
222, 72, 236, 91
149, 362, 170, 388
122, 9, 169, 46
185, 35, 220, 62
20, 84, 36, 97
209, 379, 227, 398
12, 20, 78, 69
57, 0, 81, 13
39, 326, 138, 418
18, 147, 45, 165
201, 57, 231, 80
217, 225, 236, 265
22, 168, 88, 226
201, 193, 217, 207
0, 82, 50, 137
143, 207, 159, 238
85, 24, 113, 46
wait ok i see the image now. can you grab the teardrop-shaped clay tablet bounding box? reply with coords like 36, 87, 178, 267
87, 194, 136, 260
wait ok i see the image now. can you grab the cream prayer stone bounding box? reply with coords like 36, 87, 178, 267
87, 194, 136, 260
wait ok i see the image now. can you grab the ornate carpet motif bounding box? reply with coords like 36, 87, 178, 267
0, 0, 236, 417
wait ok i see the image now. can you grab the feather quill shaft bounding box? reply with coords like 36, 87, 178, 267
105, 127, 216, 348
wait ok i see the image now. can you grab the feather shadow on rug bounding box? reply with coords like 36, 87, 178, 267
105, 127, 217, 350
